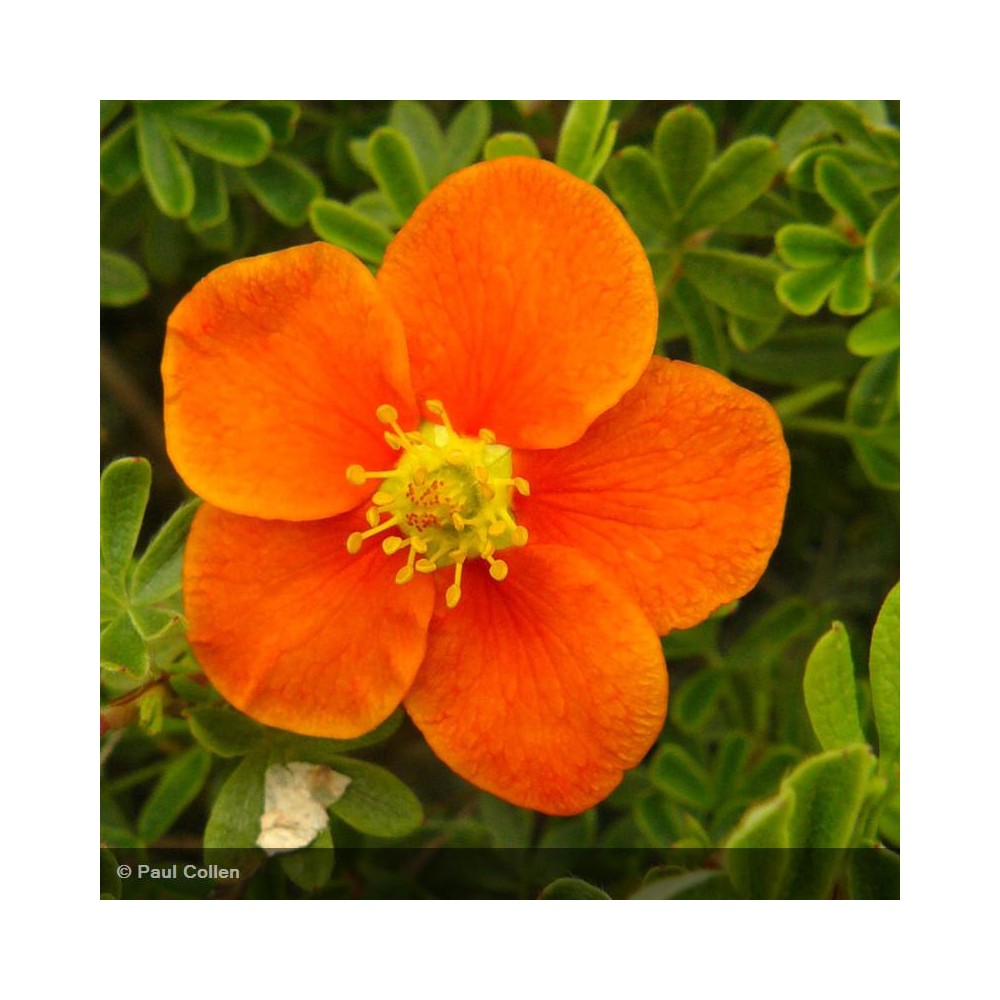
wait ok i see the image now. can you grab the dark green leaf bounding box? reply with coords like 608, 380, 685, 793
131, 499, 199, 606
100, 101, 125, 130
204, 748, 269, 852
166, 111, 271, 166
672, 670, 725, 732
100, 848, 122, 899
682, 137, 779, 233
776, 223, 856, 268
136, 107, 195, 218
851, 431, 900, 490
847, 305, 900, 357
846, 844, 899, 899
803, 622, 866, 751
772, 381, 845, 420
787, 144, 900, 194
243, 101, 299, 144
605, 146, 674, 231
556, 100, 611, 178
653, 104, 715, 210
869, 583, 900, 768
188, 706, 264, 757
280, 826, 334, 893
726, 792, 794, 898
732, 323, 863, 388
728, 314, 782, 352
309, 198, 394, 264
649, 745, 713, 810
539, 877, 610, 900
815, 156, 878, 234
865, 195, 900, 285
632, 869, 735, 900
241, 154, 323, 226
742, 745, 803, 800
682, 248, 784, 322
776, 261, 843, 315
100, 249, 150, 307
538, 809, 598, 849
369, 126, 428, 219
188, 156, 229, 231
847, 351, 899, 429
325, 757, 423, 839
483, 132, 541, 160
100, 613, 150, 678
100, 457, 150, 583
388, 100, 446, 186
141, 214, 190, 285
137, 747, 211, 843
670, 277, 730, 372
443, 100, 491, 171
714, 733, 751, 798
478, 793, 534, 848
632, 791, 681, 846
271, 710, 404, 758
100, 121, 141, 194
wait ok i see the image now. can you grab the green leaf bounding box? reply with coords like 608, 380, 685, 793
788, 144, 899, 194
813, 100, 885, 158
847, 351, 899, 429
141, 214, 190, 285
869, 583, 900, 768
241, 153, 323, 226
671, 277, 730, 372
130, 605, 182, 642
100, 249, 150, 307
204, 748, 268, 852
672, 670, 725, 732
100, 847, 122, 899
815, 156, 878, 234
100, 121, 141, 194
101, 101, 125, 130
728, 314, 782, 352
272, 710, 404, 758
368, 127, 428, 220
775, 261, 842, 316
725, 791, 794, 897
388, 100, 446, 186
604, 146, 674, 230
479, 793, 534, 848
100, 613, 150, 678
137, 747, 212, 843
443, 100, 491, 171
138, 101, 227, 115
846, 844, 899, 899
632, 869, 735, 900
582, 118, 619, 183
714, 733, 751, 798
865, 195, 900, 285
325, 757, 423, 839
773, 381, 844, 420
309, 198, 393, 264
136, 107, 195, 218
187, 156, 229, 231
243, 101, 299, 144
879, 789, 900, 846
188, 706, 263, 758
349, 191, 403, 228
829, 252, 873, 315
539, 877, 610, 900
682, 137, 779, 233
775, 103, 832, 167
742, 745, 803, 800
483, 132, 540, 160
682, 248, 784, 322
803, 622, 866, 751
851, 431, 900, 490
632, 791, 680, 846
556, 100, 611, 178
165, 111, 272, 167
776, 223, 856, 268
280, 826, 334, 893
538, 810, 598, 850
131, 499, 199, 606
847, 305, 900, 357
653, 104, 715, 210
649, 745, 713, 811
100, 458, 151, 584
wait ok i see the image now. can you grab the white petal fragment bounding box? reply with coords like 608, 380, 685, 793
256, 761, 352, 855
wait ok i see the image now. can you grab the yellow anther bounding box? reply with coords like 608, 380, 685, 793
382, 536, 404, 555
451, 512, 465, 531
413, 467, 427, 485
488, 520, 506, 537
481, 539, 496, 558
426, 399, 455, 434
445, 559, 465, 609
372, 490, 394, 507
365, 508, 381, 528
473, 466, 489, 485
488, 558, 509, 581
346, 464, 367, 486
513, 477, 531, 497
384, 432, 403, 451
479, 482, 496, 500
376, 404, 399, 424
396, 565, 415, 585
349, 515, 400, 553
478, 428, 496, 445
346, 532, 364, 555
512, 526, 529, 546
415, 558, 438, 574
411, 537, 428, 554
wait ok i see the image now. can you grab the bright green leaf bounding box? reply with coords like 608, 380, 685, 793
556, 100, 611, 178
349, 191, 403, 229
682, 137, 779, 233
847, 305, 900, 357
388, 100, 446, 186
682, 248, 784, 322
804, 622, 866, 751
725, 791, 794, 898
100, 613, 150, 679
869, 583, 900, 768
369, 127, 428, 220
131, 499, 199, 606
776, 261, 843, 316
653, 104, 715, 210
166, 111, 272, 167
326, 757, 423, 839
100, 458, 150, 584
865, 195, 900, 285
443, 100, 491, 171
138, 747, 211, 843
483, 132, 540, 160
310, 198, 393, 264
203, 748, 268, 853
243, 101, 299, 144
829, 252, 873, 315
815, 156, 878, 234
604, 146, 675, 231
776, 224, 856, 268
788, 144, 899, 194
136, 107, 195, 218
100, 121, 141, 194
100, 249, 150, 307
813, 100, 885, 158
241, 153, 323, 226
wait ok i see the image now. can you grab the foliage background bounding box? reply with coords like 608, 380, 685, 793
100, 100, 900, 900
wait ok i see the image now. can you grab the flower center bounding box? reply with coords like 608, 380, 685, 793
344, 401, 529, 608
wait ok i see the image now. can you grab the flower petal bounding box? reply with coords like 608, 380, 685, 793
405, 545, 667, 815
164, 243, 416, 521
184, 503, 435, 738
377, 158, 657, 449
515, 357, 790, 634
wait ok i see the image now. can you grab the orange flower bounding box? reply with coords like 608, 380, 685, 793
163, 158, 790, 816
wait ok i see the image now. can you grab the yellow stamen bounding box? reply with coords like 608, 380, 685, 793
372, 490, 395, 507
445, 558, 465, 609
488, 556, 509, 581
365, 508, 381, 528
382, 536, 405, 555
395, 544, 417, 585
